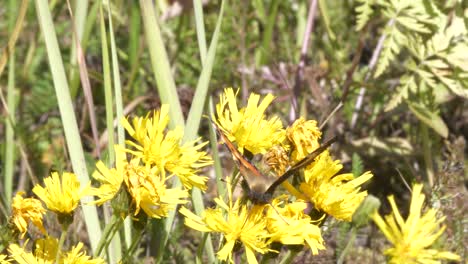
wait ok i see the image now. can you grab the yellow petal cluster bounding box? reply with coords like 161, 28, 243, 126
181, 199, 272, 264
266, 197, 325, 254
300, 151, 373, 221
122, 104, 212, 190
33, 172, 88, 215
11, 191, 46, 238
214, 88, 286, 155
286, 117, 321, 162
187, 88, 375, 262
372, 184, 460, 263
124, 160, 188, 218
61, 242, 105, 264
8, 237, 104, 264
88, 145, 127, 205
0, 254, 10, 264
91, 145, 188, 219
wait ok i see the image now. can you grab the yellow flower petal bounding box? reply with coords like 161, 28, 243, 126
372, 183, 461, 263
122, 105, 212, 190
33, 172, 87, 215
11, 191, 46, 238
214, 88, 286, 155
299, 151, 373, 221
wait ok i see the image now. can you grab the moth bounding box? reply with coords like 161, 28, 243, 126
212, 121, 336, 204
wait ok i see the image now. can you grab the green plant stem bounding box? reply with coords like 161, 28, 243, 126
278, 249, 300, 264
56, 222, 70, 264
421, 124, 434, 187
121, 228, 144, 261
94, 214, 124, 258
337, 227, 357, 264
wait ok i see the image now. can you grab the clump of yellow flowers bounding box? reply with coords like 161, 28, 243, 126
2, 88, 460, 263
181, 88, 373, 263
5, 172, 104, 263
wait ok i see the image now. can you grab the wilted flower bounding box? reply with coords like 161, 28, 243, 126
286, 117, 321, 162
372, 183, 461, 263
11, 191, 46, 238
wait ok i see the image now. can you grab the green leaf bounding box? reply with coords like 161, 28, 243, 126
35, 0, 102, 252
374, 24, 405, 77
355, 0, 374, 30
351, 153, 364, 177
408, 102, 448, 138
351, 136, 414, 156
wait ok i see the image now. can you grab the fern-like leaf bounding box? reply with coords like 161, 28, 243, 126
355, 0, 374, 30
374, 24, 406, 77
385, 74, 414, 111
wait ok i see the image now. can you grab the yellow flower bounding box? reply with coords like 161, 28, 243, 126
122, 104, 212, 190
266, 197, 325, 254
0, 254, 11, 263
124, 162, 188, 218
11, 191, 46, 238
34, 237, 59, 262
214, 88, 285, 155
8, 237, 57, 264
263, 145, 290, 176
286, 117, 322, 162
61, 242, 105, 264
180, 185, 272, 264
299, 151, 373, 221
372, 183, 461, 263
88, 145, 126, 205
33, 172, 89, 215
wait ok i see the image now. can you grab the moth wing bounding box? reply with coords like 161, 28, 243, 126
212, 121, 274, 193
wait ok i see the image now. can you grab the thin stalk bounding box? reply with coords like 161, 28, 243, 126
421, 124, 434, 186
291, 0, 318, 122
55, 222, 70, 264
94, 214, 124, 257
99, 4, 115, 164
278, 249, 300, 264
4, 0, 18, 207
337, 227, 357, 264
193, 0, 207, 64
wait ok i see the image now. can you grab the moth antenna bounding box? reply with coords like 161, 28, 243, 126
319, 101, 343, 130
268, 202, 290, 225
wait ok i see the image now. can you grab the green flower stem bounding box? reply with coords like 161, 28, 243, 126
337, 227, 357, 264
56, 222, 70, 264
122, 228, 144, 261
94, 214, 123, 257
278, 248, 300, 264
421, 124, 434, 187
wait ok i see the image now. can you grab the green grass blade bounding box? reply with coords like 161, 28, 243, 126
139, 0, 184, 128
3, 0, 18, 208
69, 0, 89, 98
106, 3, 126, 260
100, 5, 115, 165
106, 3, 125, 147
34, 0, 102, 252
193, 0, 207, 65
256, 0, 280, 66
